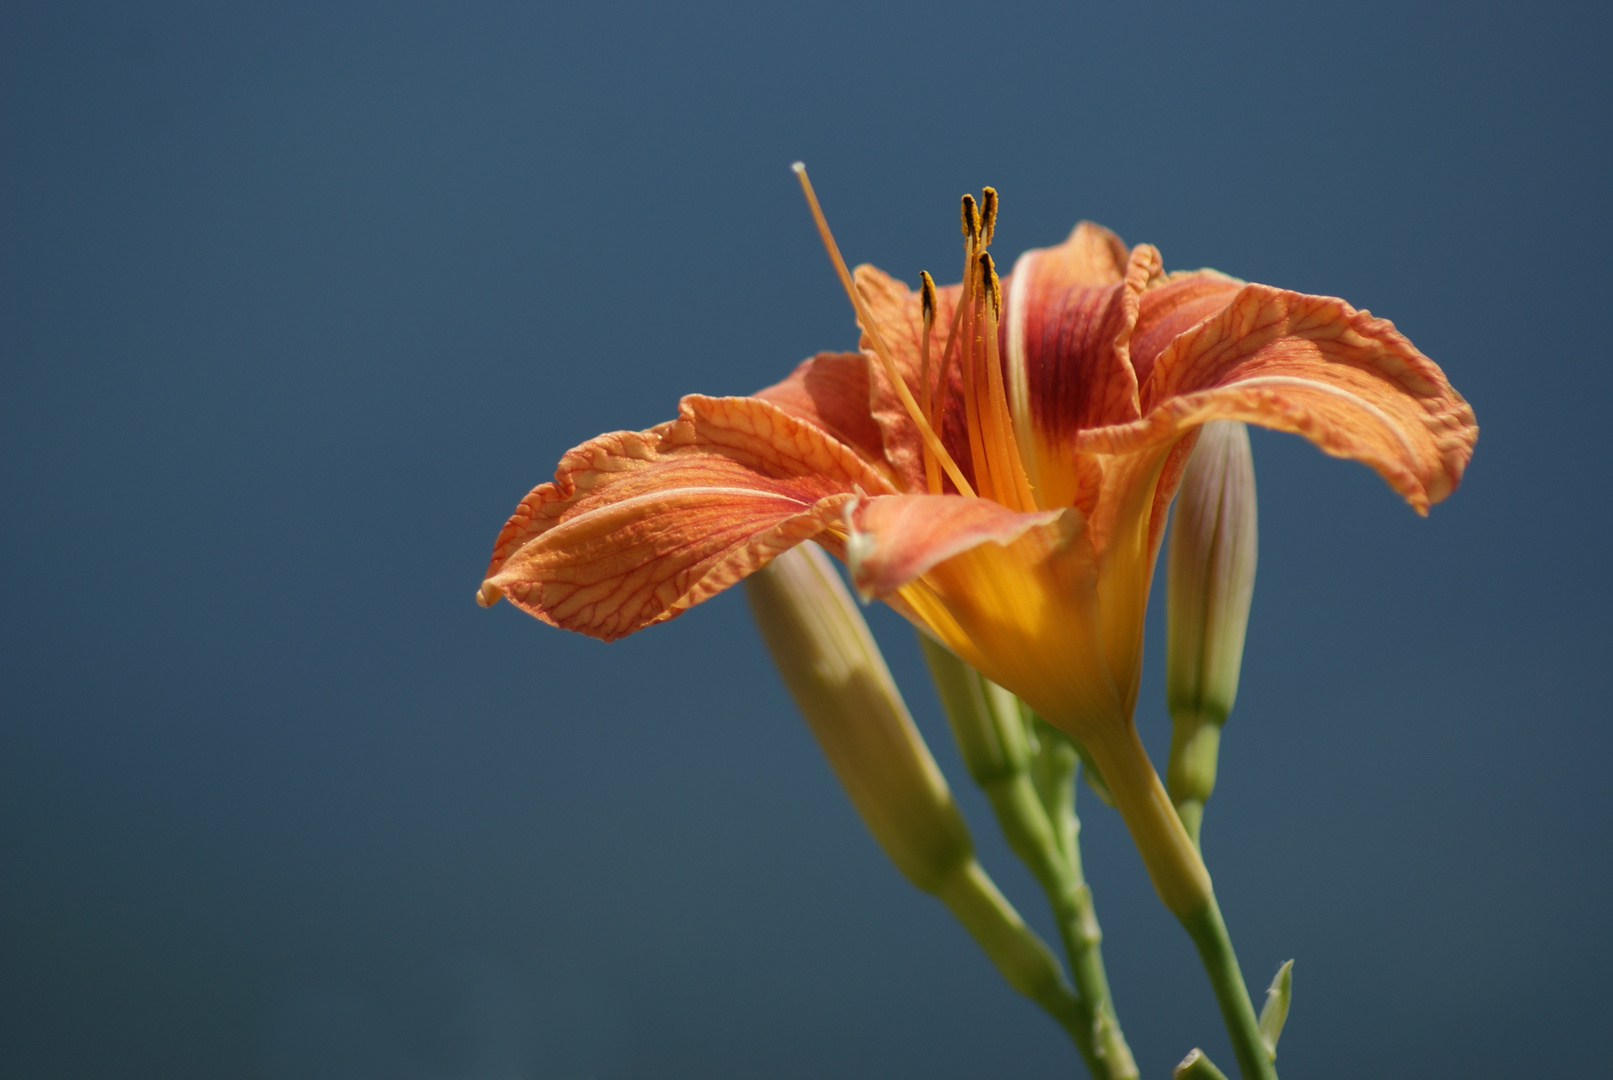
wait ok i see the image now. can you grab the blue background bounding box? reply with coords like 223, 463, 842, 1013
3, 2, 1609, 1077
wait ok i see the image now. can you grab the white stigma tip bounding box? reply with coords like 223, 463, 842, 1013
790, 161, 805, 173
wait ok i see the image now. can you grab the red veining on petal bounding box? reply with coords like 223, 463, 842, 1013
480, 396, 890, 639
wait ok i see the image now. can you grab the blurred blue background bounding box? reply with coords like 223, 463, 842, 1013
3, 2, 1609, 1077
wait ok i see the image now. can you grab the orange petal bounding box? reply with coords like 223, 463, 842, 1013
1031, 221, 1133, 288
1005, 239, 1165, 508
1089, 284, 1476, 512
844, 494, 1125, 736
1129, 270, 1246, 392
479, 395, 894, 640
752, 351, 890, 474
845, 494, 1066, 597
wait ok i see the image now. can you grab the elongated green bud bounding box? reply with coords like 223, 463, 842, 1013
1258, 959, 1294, 1060
744, 543, 972, 892
747, 544, 1091, 1041
1166, 421, 1257, 844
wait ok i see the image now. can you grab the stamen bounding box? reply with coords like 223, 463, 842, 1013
937, 193, 986, 499
919, 271, 941, 495
976, 253, 1036, 512
792, 163, 974, 498
957, 246, 992, 503
982, 251, 1003, 319
980, 187, 998, 247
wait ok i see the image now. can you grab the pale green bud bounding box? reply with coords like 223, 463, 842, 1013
1167, 420, 1259, 725
1165, 421, 1257, 842
745, 543, 973, 893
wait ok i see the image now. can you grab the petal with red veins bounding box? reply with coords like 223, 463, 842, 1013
752, 351, 890, 473
1004, 239, 1163, 508
479, 395, 894, 640
1086, 284, 1477, 512
1129, 270, 1245, 392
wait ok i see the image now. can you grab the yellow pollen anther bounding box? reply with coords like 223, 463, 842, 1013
980, 252, 1001, 320
960, 193, 980, 245
980, 187, 998, 247
792, 163, 974, 498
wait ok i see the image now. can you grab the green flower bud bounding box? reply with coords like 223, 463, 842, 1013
745, 543, 973, 893
748, 546, 1091, 1042
1165, 421, 1257, 843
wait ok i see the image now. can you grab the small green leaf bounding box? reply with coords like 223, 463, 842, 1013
1258, 958, 1294, 1060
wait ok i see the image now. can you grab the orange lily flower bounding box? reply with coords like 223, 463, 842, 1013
477, 173, 1476, 914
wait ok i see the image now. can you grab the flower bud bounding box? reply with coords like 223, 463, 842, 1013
1165, 421, 1257, 842
749, 546, 1106, 1045
745, 543, 973, 893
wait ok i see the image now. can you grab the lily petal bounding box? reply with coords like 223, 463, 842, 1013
1129, 270, 1246, 392
845, 494, 1124, 736
1005, 239, 1166, 509
479, 395, 893, 639
1090, 285, 1477, 512
846, 494, 1066, 597
753, 351, 891, 473
1026, 220, 1133, 289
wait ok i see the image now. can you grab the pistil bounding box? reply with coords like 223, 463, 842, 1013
792, 163, 974, 498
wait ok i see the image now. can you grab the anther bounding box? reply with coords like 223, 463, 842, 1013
980, 188, 998, 247
980, 252, 1001, 320
960, 193, 980, 246
920, 271, 937, 330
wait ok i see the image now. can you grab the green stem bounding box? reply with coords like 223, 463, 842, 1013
921, 637, 1137, 1080
1173, 1048, 1231, 1080
981, 775, 1136, 1079
933, 858, 1103, 1062
1178, 898, 1277, 1080
1080, 720, 1274, 1080
1166, 714, 1223, 848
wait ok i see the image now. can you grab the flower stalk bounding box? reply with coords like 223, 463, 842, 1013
921, 636, 1137, 1080
1173, 1048, 1232, 1080
1179, 898, 1279, 1080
